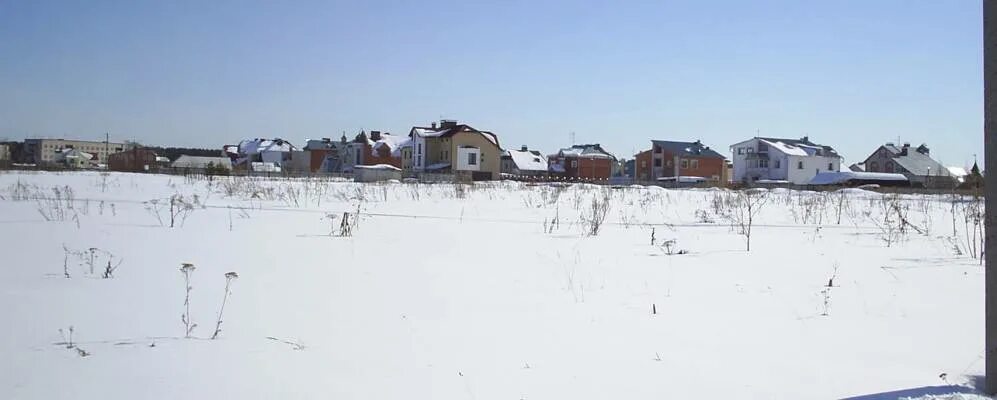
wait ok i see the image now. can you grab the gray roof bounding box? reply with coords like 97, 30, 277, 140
652, 140, 725, 159
891, 151, 951, 177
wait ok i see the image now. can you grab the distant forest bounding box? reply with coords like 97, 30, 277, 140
145, 146, 221, 162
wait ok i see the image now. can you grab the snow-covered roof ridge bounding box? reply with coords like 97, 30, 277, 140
237, 138, 296, 155
651, 140, 725, 159
757, 139, 809, 157
506, 148, 548, 172
554, 144, 616, 160
371, 133, 413, 157
748, 136, 841, 158
408, 121, 500, 148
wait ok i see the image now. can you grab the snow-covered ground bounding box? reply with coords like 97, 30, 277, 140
0, 171, 989, 399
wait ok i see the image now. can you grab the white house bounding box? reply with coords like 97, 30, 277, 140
729, 136, 842, 185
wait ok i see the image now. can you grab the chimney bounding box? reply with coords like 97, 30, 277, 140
440, 119, 458, 129
431, 122, 437, 129
916, 143, 930, 155
801, 136, 810, 143
900, 143, 910, 156
521, 145, 528, 152
370, 131, 382, 141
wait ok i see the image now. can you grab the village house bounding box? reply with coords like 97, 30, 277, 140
108, 148, 159, 172
501, 146, 549, 177
634, 139, 726, 184
730, 136, 842, 185
345, 131, 410, 170
548, 144, 616, 180
302, 137, 346, 173
408, 120, 502, 180
367, 131, 410, 168
54, 148, 97, 169
862, 143, 958, 188
228, 138, 296, 171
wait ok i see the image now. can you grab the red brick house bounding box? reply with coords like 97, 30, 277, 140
637, 140, 726, 183
548, 144, 616, 180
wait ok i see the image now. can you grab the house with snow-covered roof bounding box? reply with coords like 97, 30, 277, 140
407, 119, 502, 180
230, 138, 297, 171
634, 139, 726, 183
730, 136, 842, 185
548, 144, 616, 180
862, 142, 958, 188
333, 130, 394, 171
501, 146, 548, 177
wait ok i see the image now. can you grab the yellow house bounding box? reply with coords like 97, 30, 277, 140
408, 120, 502, 180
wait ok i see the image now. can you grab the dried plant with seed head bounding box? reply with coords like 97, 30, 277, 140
180, 263, 197, 338
211, 272, 240, 340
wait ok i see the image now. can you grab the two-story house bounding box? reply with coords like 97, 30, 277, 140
408, 120, 502, 180
862, 143, 957, 188
730, 136, 842, 185
548, 144, 616, 180
634, 140, 726, 183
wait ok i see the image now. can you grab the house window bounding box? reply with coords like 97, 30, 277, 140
680, 159, 689, 169
828, 163, 833, 171
690, 159, 699, 169
797, 161, 803, 169
641, 161, 646, 168
870, 161, 879, 171
737, 148, 743, 155
758, 159, 767, 168
653, 159, 662, 167
654, 146, 662, 154
417, 144, 422, 154
885, 161, 894, 173
774, 160, 781, 169
571, 160, 578, 168
417, 156, 422, 166
467, 152, 477, 165
746, 148, 754, 153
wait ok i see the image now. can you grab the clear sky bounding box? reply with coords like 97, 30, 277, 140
0, 1, 983, 166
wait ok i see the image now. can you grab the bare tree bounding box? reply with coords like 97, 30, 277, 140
726, 189, 769, 251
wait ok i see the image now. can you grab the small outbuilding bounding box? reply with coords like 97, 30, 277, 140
354, 164, 402, 182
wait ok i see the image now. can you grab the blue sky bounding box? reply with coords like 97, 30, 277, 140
0, 1, 983, 166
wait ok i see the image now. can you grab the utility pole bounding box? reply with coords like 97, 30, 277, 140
985, 0, 997, 393
104, 131, 109, 164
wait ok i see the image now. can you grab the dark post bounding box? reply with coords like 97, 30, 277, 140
986, 0, 997, 393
